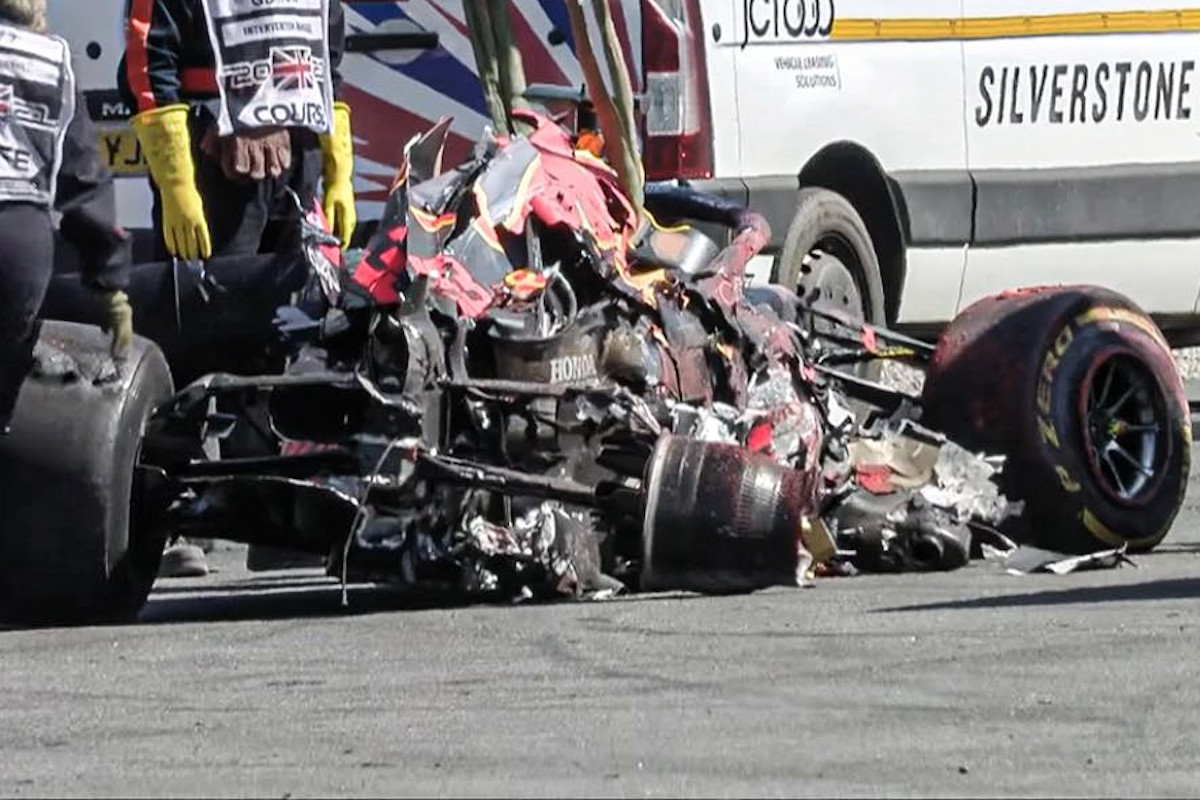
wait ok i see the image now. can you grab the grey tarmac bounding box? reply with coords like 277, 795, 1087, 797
4, 451, 1200, 798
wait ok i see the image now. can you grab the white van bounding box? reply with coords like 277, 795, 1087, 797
51, 1, 1200, 343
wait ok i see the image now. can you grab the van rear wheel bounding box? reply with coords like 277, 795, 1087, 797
777, 187, 887, 379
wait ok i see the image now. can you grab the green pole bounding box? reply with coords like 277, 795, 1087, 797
463, 0, 510, 135
565, 0, 644, 213
466, 0, 645, 213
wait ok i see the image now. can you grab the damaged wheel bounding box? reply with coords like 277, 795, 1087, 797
0, 322, 174, 626
922, 286, 1190, 554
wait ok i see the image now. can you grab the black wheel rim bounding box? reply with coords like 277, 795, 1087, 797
801, 233, 867, 322
797, 235, 877, 388
1082, 352, 1168, 504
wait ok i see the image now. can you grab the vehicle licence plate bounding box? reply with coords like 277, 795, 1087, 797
98, 127, 147, 176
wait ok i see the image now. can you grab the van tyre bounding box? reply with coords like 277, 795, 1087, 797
0, 322, 174, 626
777, 187, 887, 329
777, 188, 887, 385
922, 286, 1190, 555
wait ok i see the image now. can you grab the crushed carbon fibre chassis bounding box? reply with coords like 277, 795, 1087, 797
138, 112, 1013, 600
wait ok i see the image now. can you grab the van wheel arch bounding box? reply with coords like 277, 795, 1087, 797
792, 142, 908, 323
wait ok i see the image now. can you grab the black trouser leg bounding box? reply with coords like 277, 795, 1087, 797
0, 206, 55, 432
148, 123, 328, 569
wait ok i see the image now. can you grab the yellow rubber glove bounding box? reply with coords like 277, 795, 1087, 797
100, 289, 134, 361
130, 105, 212, 261
319, 101, 357, 249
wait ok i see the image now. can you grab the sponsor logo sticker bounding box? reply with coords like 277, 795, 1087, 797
548, 354, 598, 384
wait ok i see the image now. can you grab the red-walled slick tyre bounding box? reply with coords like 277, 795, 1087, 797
922, 286, 1190, 554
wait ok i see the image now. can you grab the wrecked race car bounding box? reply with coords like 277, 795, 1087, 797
0, 111, 1190, 626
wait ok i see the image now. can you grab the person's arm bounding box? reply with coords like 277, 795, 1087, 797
55, 93, 131, 292
121, 0, 211, 261
329, 0, 346, 99
320, 0, 355, 248
120, 0, 187, 113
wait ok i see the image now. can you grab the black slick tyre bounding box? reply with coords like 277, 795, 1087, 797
0, 322, 174, 626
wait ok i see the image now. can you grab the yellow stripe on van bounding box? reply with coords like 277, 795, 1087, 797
830, 9, 1200, 42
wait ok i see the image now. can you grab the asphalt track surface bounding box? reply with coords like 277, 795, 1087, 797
6, 457, 1200, 797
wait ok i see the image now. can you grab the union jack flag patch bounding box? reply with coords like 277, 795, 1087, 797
270, 46, 322, 92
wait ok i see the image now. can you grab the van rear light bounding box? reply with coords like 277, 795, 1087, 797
641, 0, 713, 181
